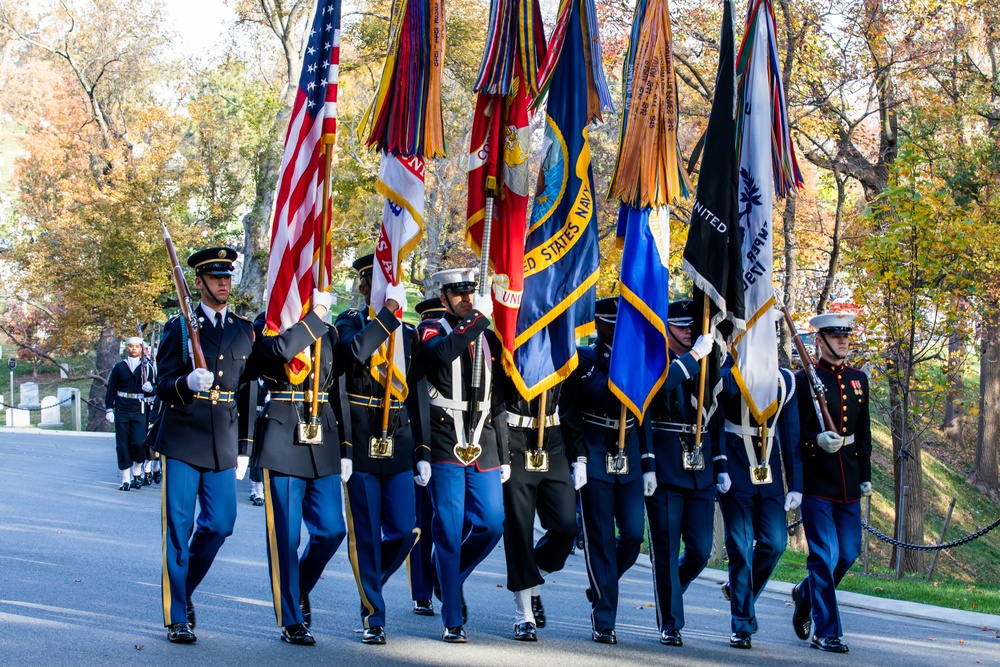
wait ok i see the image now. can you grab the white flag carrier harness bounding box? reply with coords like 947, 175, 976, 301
724, 370, 792, 482
428, 318, 492, 449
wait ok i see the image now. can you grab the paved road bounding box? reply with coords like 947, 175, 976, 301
1, 430, 997, 666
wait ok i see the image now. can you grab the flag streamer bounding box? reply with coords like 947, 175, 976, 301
474, 0, 546, 97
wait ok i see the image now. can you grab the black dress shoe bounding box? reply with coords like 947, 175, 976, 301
153, 470, 162, 484
362, 626, 386, 645
186, 600, 195, 629
119, 481, 131, 491
442, 626, 467, 643
281, 623, 316, 645
722, 582, 731, 601
530, 595, 546, 628
575, 534, 585, 550
143, 472, 152, 486
660, 629, 683, 646
730, 631, 752, 649
299, 593, 311, 629
514, 621, 537, 642
791, 583, 811, 640
592, 629, 617, 645
413, 599, 434, 616
812, 635, 849, 653
251, 495, 264, 506
130, 477, 142, 490
167, 622, 196, 644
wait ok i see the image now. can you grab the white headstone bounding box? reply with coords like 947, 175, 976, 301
40, 395, 62, 426
19, 382, 39, 408
57, 387, 74, 404
11, 407, 30, 427
59, 363, 70, 379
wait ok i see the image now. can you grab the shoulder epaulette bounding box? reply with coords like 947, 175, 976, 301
230, 311, 250, 323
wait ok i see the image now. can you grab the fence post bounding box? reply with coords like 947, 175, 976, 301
70, 388, 81, 432
925, 497, 956, 582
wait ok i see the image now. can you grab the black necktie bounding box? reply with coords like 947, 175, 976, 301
214, 312, 222, 330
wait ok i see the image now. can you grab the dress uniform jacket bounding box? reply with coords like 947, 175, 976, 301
250, 311, 349, 478
795, 359, 872, 501
334, 306, 429, 474
563, 342, 651, 480
420, 310, 508, 469
154, 309, 254, 470
106, 359, 155, 415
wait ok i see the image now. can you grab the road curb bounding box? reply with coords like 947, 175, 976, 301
0, 427, 114, 439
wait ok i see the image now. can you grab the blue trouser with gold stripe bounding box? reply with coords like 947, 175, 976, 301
646, 485, 715, 632
719, 491, 787, 633
345, 470, 419, 629
408, 484, 435, 602
579, 476, 644, 633
264, 470, 345, 627
161, 456, 237, 626
799, 496, 861, 638
428, 463, 504, 628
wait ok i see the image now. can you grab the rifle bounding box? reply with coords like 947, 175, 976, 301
161, 221, 207, 371
776, 300, 837, 432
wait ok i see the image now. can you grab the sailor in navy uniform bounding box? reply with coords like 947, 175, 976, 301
419, 268, 509, 643
562, 297, 653, 645
498, 376, 576, 642
154, 247, 255, 644
645, 299, 723, 648
790, 312, 871, 654
408, 297, 447, 617
717, 333, 802, 650
105, 336, 156, 490
249, 283, 350, 647
335, 254, 429, 646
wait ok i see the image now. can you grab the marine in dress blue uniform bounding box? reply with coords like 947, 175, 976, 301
718, 349, 802, 649
335, 254, 430, 646
249, 285, 350, 647
562, 297, 653, 645
419, 268, 509, 643
154, 247, 255, 644
105, 336, 156, 490
645, 299, 725, 648
407, 297, 447, 617
498, 377, 576, 642
791, 312, 871, 654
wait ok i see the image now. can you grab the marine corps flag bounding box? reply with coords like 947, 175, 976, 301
508, 0, 611, 398
729, 0, 803, 423
681, 0, 744, 418
263, 0, 341, 383
467, 0, 545, 371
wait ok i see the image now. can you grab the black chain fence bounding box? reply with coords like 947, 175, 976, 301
0, 395, 76, 411
786, 514, 1000, 551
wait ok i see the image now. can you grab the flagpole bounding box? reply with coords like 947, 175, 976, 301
693, 292, 710, 446
309, 137, 336, 436
468, 191, 495, 441
612, 404, 627, 472
379, 316, 398, 439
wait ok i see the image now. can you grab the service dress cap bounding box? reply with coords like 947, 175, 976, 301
667, 299, 695, 327
431, 268, 479, 293
353, 253, 374, 273
415, 297, 446, 320
188, 247, 237, 276
810, 312, 856, 334
594, 297, 618, 323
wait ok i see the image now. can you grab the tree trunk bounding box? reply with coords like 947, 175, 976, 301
887, 352, 925, 573
974, 307, 1000, 493
87, 325, 119, 432
942, 329, 965, 445
779, 193, 797, 367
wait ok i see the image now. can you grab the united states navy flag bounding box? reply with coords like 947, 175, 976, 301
508, 0, 609, 399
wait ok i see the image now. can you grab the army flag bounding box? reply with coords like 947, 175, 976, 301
729, 0, 803, 422
508, 0, 610, 399
263, 0, 341, 383
681, 0, 744, 419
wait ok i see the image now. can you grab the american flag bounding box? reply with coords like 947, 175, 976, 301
263, 0, 341, 382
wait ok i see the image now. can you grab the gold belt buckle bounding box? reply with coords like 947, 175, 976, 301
682, 445, 705, 470
369, 436, 394, 459
751, 464, 773, 485
524, 449, 549, 472
209, 389, 220, 404
605, 452, 629, 475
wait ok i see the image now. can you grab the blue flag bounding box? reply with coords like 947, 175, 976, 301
508, 0, 608, 399
608, 205, 672, 421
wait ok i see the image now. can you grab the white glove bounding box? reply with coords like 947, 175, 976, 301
105, 409, 114, 423
860, 481, 872, 497
690, 334, 714, 361
415, 460, 431, 487
340, 458, 353, 483
141, 381, 153, 393
499, 463, 511, 483
312, 288, 333, 315
817, 430, 844, 454
785, 491, 803, 511
643, 471, 658, 497
384, 282, 407, 312
715, 472, 732, 494
571, 458, 587, 490
473, 294, 494, 318
235, 455, 249, 481
186, 368, 214, 392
